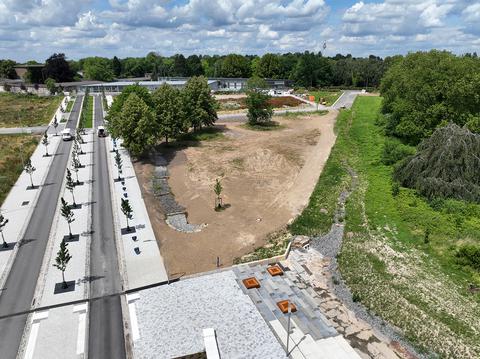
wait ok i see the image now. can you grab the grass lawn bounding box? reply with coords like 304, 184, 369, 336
0, 93, 62, 127
0, 134, 39, 206
83, 95, 93, 128
66, 98, 75, 112
282, 110, 328, 118
241, 121, 285, 131
308, 90, 343, 106
292, 96, 480, 358
176, 126, 225, 142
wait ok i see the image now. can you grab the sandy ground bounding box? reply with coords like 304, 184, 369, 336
134, 111, 338, 275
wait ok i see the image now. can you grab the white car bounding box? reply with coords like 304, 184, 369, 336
97, 126, 107, 137
62, 128, 73, 141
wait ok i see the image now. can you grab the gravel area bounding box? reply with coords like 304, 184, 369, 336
310, 166, 424, 358
166, 213, 205, 233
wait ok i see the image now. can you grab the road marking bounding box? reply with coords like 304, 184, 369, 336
127, 293, 140, 341
73, 303, 88, 355
24, 311, 49, 359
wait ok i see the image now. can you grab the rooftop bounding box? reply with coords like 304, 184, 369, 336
133, 270, 285, 358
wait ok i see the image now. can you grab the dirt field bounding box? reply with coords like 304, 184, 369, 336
134, 111, 338, 275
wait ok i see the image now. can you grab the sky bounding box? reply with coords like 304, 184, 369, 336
0, 0, 479, 62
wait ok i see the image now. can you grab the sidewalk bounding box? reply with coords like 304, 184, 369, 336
0, 133, 62, 291
107, 138, 168, 288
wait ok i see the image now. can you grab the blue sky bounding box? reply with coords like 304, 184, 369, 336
0, 0, 478, 62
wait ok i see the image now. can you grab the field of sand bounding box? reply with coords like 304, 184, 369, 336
134, 111, 338, 275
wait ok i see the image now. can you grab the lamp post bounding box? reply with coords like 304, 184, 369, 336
286, 301, 292, 357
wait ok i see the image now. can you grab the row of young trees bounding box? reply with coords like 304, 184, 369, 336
107, 76, 217, 155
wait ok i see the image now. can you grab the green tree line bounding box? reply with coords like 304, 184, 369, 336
106, 76, 217, 155
1, 51, 411, 88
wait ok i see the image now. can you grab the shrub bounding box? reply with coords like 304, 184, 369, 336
381, 137, 416, 165
392, 181, 400, 197
456, 245, 480, 271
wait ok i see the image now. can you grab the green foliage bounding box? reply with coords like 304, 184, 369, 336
394, 124, 480, 202
392, 181, 400, 197
121, 198, 133, 229
153, 84, 187, 145
0, 59, 17, 79
44, 53, 74, 82
45, 78, 57, 94
107, 84, 153, 138
380, 50, 480, 144
245, 78, 273, 125
456, 245, 480, 271
254, 53, 282, 79
183, 76, 217, 130
83, 57, 114, 81
119, 93, 157, 155
220, 54, 251, 78
292, 52, 332, 87
53, 240, 72, 287
381, 137, 416, 165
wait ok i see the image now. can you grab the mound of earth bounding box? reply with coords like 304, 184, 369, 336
395, 124, 480, 202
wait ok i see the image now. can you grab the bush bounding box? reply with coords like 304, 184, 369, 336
391, 181, 400, 197
456, 245, 480, 271
381, 138, 416, 165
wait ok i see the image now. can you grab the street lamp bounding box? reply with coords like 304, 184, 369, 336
286, 301, 292, 357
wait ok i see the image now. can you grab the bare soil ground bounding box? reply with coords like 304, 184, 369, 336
134, 111, 338, 275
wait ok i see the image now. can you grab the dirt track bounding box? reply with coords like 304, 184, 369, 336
134, 111, 338, 275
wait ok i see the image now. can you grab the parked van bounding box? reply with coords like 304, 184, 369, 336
62, 128, 73, 141
97, 126, 107, 137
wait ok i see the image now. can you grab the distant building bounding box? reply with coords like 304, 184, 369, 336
13, 64, 45, 81
80, 77, 293, 93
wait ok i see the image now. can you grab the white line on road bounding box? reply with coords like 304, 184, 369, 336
73, 303, 88, 355
127, 293, 140, 341
24, 311, 49, 359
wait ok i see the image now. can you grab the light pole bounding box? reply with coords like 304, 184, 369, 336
286, 301, 292, 357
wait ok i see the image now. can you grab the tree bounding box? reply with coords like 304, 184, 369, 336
0, 214, 9, 248
65, 169, 77, 207
114, 150, 123, 180
45, 78, 57, 95
186, 55, 204, 76
0, 59, 17, 79
75, 129, 84, 145
83, 57, 114, 81
220, 54, 251, 78
53, 239, 72, 289
106, 84, 154, 139
52, 116, 58, 136
43, 53, 74, 82
117, 93, 157, 155
394, 124, 480, 202
73, 138, 82, 157
71, 155, 81, 184
183, 76, 218, 131
24, 159, 36, 188
60, 197, 75, 239
42, 132, 50, 156
171, 54, 188, 76
255, 54, 282, 79
214, 178, 223, 209
153, 84, 187, 145
245, 77, 273, 125
121, 198, 133, 231
380, 50, 480, 144
112, 56, 122, 77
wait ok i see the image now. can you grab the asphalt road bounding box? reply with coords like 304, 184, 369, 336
0, 95, 83, 359
332, 90, 363, 109
88, 95, 126, 358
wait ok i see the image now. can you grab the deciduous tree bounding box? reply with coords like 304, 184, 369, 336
53, 239, 72, 288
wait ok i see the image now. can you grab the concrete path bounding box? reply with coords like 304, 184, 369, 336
331, 90, 363, 109
88, 95, 126, 359
0, 95, 83, 359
